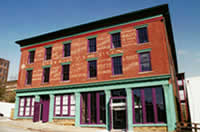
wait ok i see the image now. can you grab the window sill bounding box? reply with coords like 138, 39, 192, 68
110, 47, 122, 50
53, 116, 75, 119
138, 71, 153, 74
60, 80, 70, 83
137, 41, 150, 45
111, 74, 123, 77
132, 123, 167, 127
63, 56, 71, 58
88, 77, 97, 80
41, 82, 49, 85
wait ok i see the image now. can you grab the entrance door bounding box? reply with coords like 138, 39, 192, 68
33, 95, 50, 123
110, 97, 127, 131
33, 102, 40, 122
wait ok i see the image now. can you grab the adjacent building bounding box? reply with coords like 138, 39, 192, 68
14, 4, 179, 132
0, 58, 9, 83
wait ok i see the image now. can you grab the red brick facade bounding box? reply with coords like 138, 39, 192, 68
17, 16, 173, 90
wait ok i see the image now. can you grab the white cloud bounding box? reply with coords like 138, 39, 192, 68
177, 49, 188, 55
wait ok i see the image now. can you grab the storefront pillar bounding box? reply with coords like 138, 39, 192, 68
105, 90, 111, 131
48, 94, 54, 122
75, 92, 80, 127
126, 88, 133, 132
14, 95, 19, 119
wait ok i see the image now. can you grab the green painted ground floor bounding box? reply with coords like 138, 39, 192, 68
14, 75, 177, 132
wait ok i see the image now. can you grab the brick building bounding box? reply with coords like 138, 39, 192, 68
0, 58, 9, 83
14, 4, 179, 132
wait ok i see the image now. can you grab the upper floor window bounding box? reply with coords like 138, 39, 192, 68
43, 67, 50, 83
62, 64, 70, 81
54, 94, 75, 116
112, 56, 123, 75
64, 43, 71, 57
88, 60, 97, 78
139, 52, 152, 72
29, 50, 35, 63
88, 38, 96, 53
136, 26, 149, 44
18, 97, 35, 117
26, 69, 33, 85
45, 47, 52, 60
111, 32, 121, 48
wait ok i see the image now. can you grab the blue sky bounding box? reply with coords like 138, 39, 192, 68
0, 0, 199, 80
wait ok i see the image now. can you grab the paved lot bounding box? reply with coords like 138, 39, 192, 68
0, 117, 107, 132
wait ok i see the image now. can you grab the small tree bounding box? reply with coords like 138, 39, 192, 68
0, 81, 6, 101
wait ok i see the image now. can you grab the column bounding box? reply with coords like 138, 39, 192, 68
75, 92, 80, 127
13, 95, 19, 119
35, 95, 40, 102
163, 84, 177, 132
126, 88, 133, 132
48, 94, 54, 122
105, 90, 111, 131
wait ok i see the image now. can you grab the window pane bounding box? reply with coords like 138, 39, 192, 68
156, 87, 166, 122
55, 106, 60, 115
70, 106, 76, 116
55, 96, 61, 105
20, 107, 24, 116
32, 98, 35, 106
62, 65, 70, 81
64, 43, 71, 57
26, 98, 31, 106
43, 67, 50, 83
91, 93, 97, 123
63, 95, 68, 105
133, 89, 143, 123
140, 52, 151, 72
26, 70, 32, 85
112, 56, 122, 75
88, 38, 96, 52
89, 60, 97, 78
62, 106, 68, 115
144, 88, 154, 122
20, 98, 25, 106
70, 95, 75, 105
31, 107, 34, 116
25, 107, 30, 116
137, 27, 148, 43
99, 92, 106, 123
81, 93, 88, 123
112, 33, 121, 48
29, 51, 35, 63
45, 47, 52, 60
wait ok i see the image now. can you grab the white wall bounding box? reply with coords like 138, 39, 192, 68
0, 101, 15, 117
186, 76, 200, 124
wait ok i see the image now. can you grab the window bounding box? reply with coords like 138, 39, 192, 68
88, 60, 97, 78
64, 43, 71, 57
137, 27, 149, 43
43, 67, 50, 83
54, 94, 75, 116
26, 70, 33, 85
132, 87, 166, 124
29, 50, 35, 63
111, 32, 121, 48
19, 97, 35, 117
81, 91, 106, 124
112, 56, 123, 75
88, 38, 96, 53
62, 64, 70, 81
45, 47, 52, 60
139, 52, 152, 72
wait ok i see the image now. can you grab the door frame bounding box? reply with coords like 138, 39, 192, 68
109, 96, 127, 131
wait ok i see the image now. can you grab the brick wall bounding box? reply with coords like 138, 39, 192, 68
133, 126, 168, 132
17, 17, 171, 89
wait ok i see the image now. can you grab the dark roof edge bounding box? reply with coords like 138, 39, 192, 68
16, 4, 168, 46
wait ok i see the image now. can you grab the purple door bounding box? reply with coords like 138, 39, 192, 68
42, 100, 50, 123
33, 102, 40, 122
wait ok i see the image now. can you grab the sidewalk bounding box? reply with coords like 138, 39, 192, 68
0, 118, 107, 132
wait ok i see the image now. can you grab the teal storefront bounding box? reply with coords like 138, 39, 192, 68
14, 75, 177, 132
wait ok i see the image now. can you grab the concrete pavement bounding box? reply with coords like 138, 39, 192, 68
0, 117, 106, 132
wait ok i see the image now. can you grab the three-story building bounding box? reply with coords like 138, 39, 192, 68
14, 4, 179, 132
